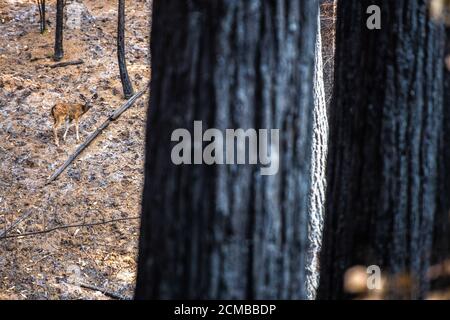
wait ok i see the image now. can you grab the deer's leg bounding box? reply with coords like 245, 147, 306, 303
53, 125, 59, 146
63, 120, 71, 141
53, 120, 61, 146
75, 120, 80, 142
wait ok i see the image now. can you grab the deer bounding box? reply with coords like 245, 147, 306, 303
51, 93, 98, 146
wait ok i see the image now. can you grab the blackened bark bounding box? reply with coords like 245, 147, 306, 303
136, 1, 318, 299
319, 0, 445, 299
433, 26, 450, 273
117, 0, 134, 99
37, 0, 46, 34
41, 0, 46, 33
54, 0, 64, 61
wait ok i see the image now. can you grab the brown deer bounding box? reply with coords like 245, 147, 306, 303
51, 93, 98, 146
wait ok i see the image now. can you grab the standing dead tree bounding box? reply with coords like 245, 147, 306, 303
135, 1, 320, 300
117, 0, 134, 99
432, 23, 450, 293
54, 0, 64, 61
319, 0, 445, 300
36, 0, 46, 34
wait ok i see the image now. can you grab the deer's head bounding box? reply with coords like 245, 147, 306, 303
79, 93, 98, 113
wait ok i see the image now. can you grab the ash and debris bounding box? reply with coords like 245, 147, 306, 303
0, 0, 151, 299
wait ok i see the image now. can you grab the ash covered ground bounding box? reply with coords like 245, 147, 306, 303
0, 0, 151, 299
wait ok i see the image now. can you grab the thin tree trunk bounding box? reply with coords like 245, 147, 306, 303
54, 0, 64, 61
136, 1, 318, 300
319, 0, 445, 300
37, 0, 46, 33
41, 0, 46, 33
117, 0, 134, 99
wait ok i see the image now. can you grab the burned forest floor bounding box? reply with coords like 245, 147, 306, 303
0, 0, 151, 299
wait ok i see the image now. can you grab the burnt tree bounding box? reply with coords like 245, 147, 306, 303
136, 1, 320, 299
54, 0, 64, 61
318, 1, 445, 299
432, 26, 450, 286
117, 0, 134, 99
37, 0, 46, 34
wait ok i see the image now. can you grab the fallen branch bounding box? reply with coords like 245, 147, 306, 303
0, 216, 140, 239
47, 59, 84, 68
79, 283, 132, 300
46, 85, 149, 184
0, 210, 34, 238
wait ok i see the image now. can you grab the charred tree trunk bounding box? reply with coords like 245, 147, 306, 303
117, 0, 134, 99
136, 1, 319, 299
318, 1, 445, 299
37, 0, 46, 34
432, 26, 450, 287
54, 0, 64, 61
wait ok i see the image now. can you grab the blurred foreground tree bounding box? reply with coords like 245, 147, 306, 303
54, 0, 64, 61
432, 25, 450, 289
136, 0, 324, 299
117, 0, 134, 99
319, 0, 445, 299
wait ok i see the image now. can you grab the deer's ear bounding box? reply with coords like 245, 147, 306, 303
91, 93, 98, 100
79, 94, 87, 101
